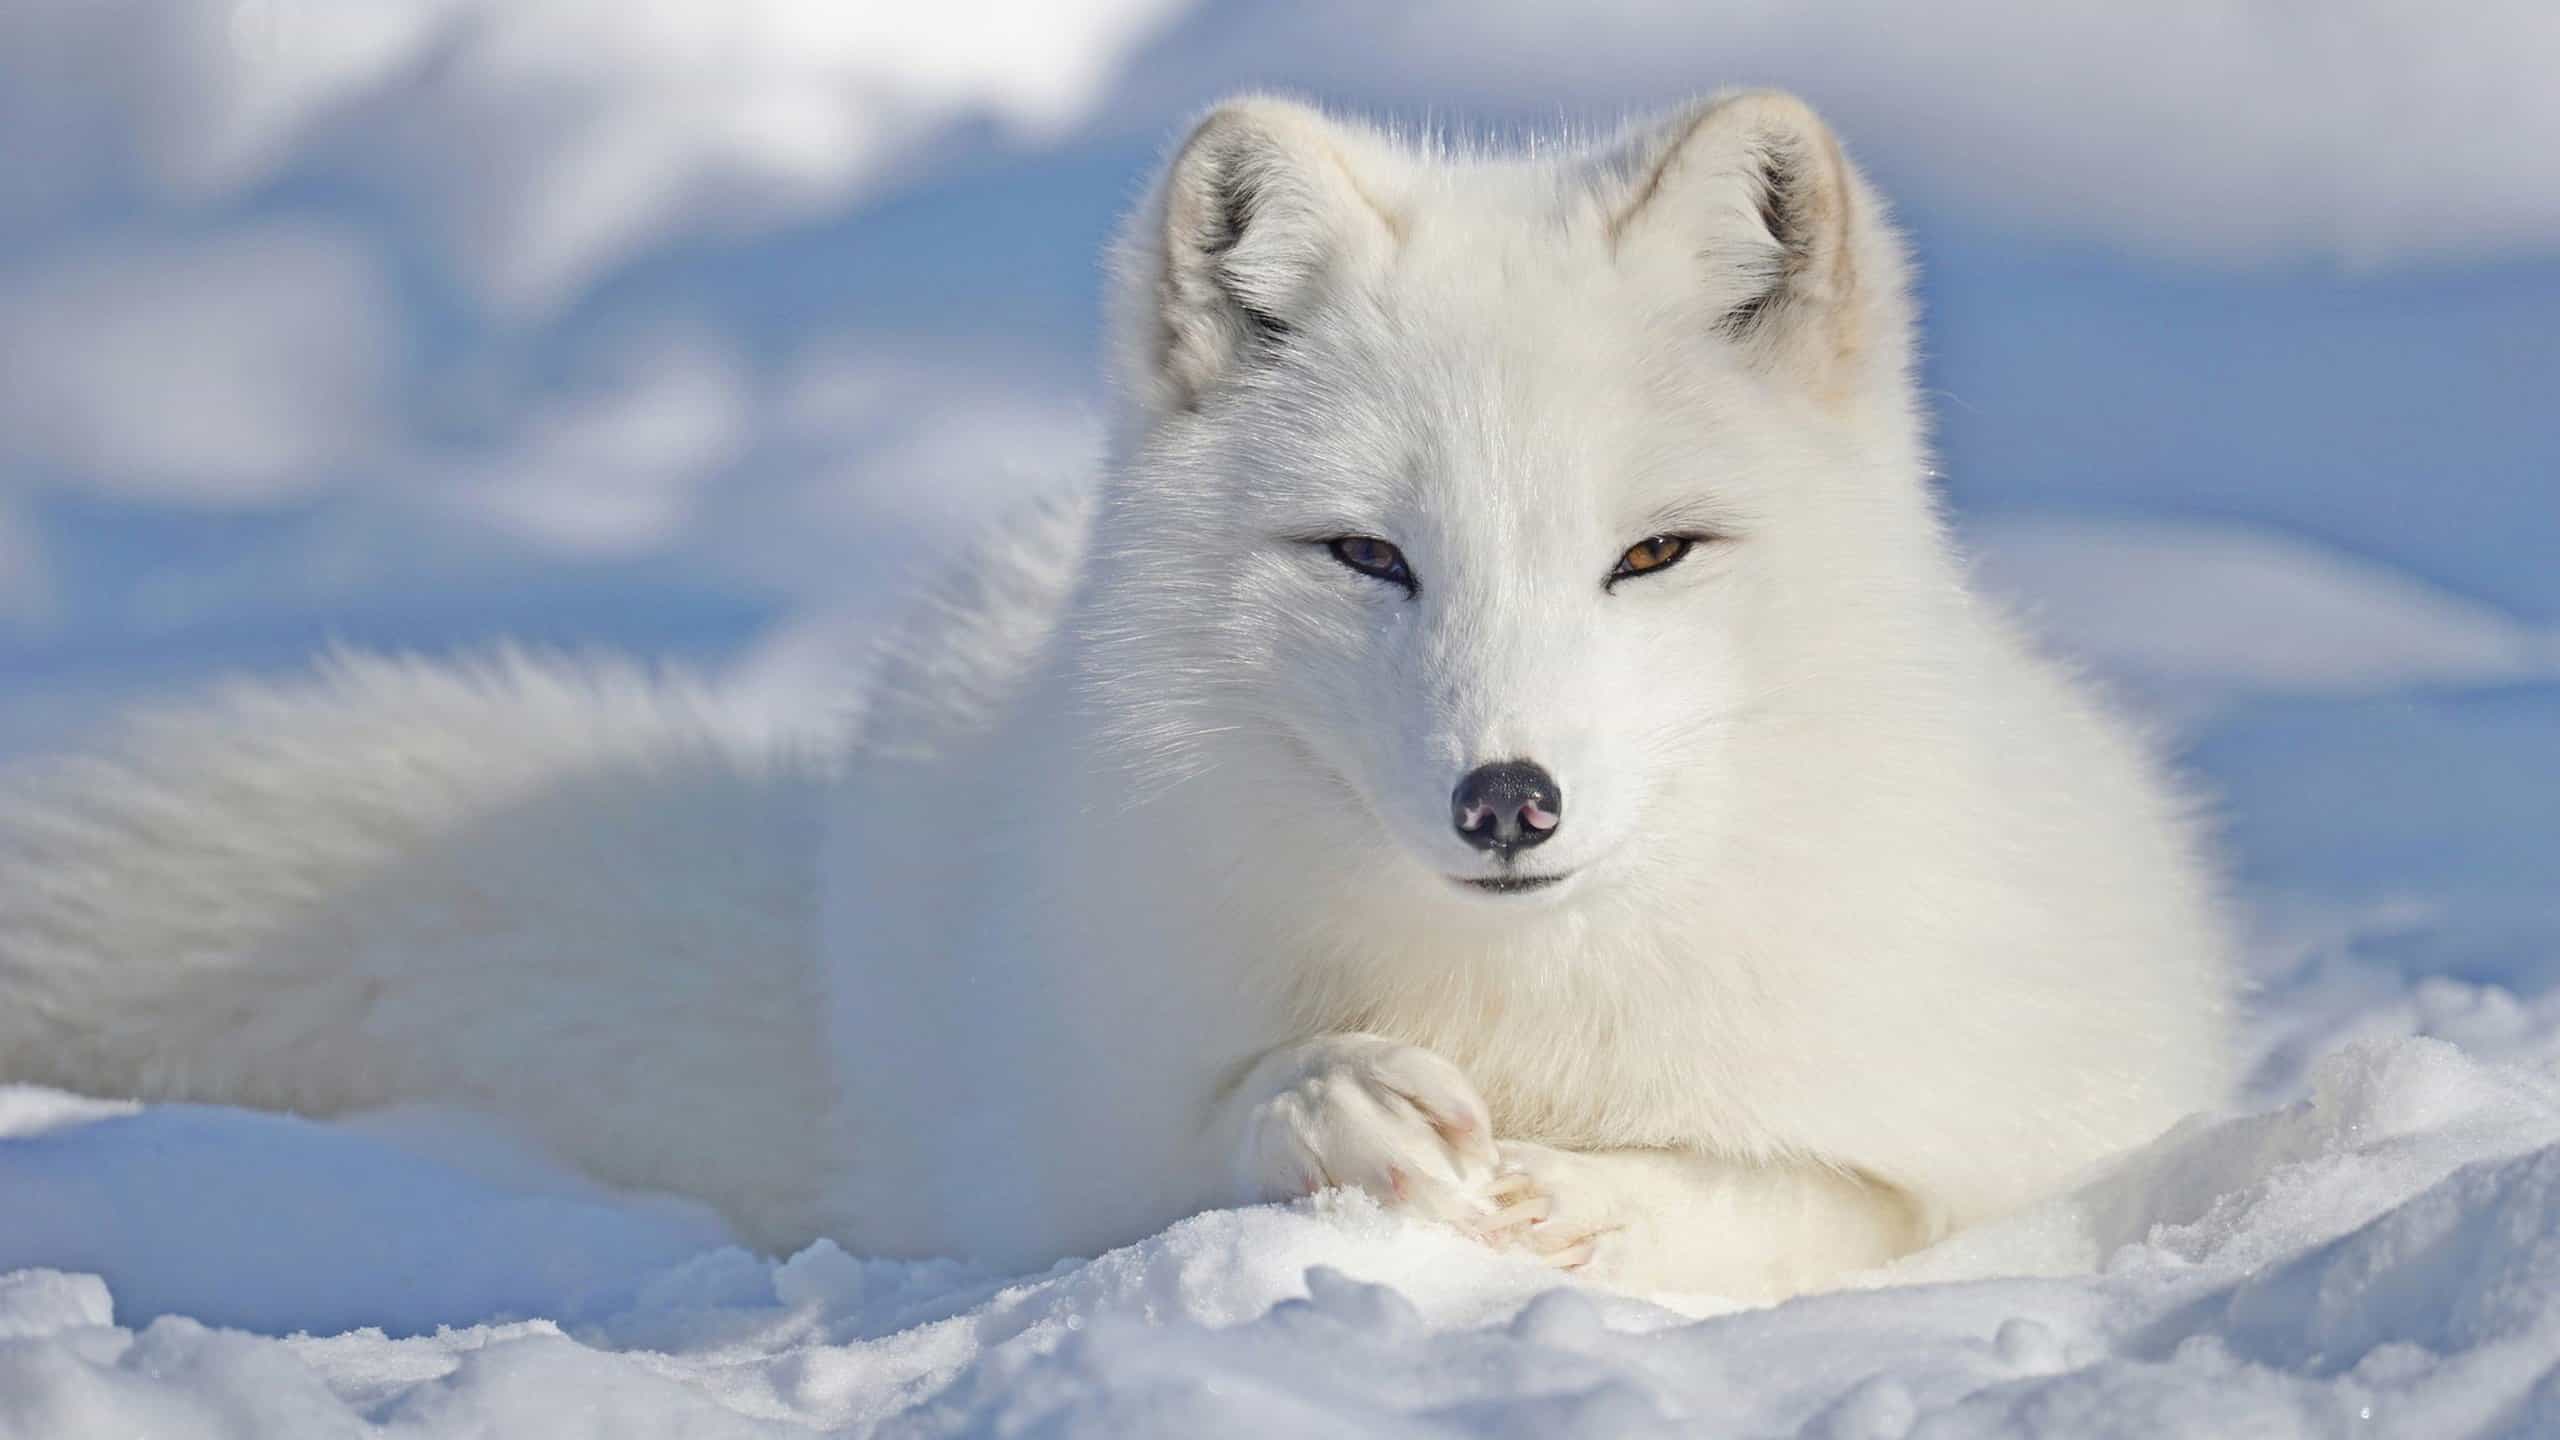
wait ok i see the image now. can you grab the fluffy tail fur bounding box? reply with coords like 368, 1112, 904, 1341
0, 651, 839, 1248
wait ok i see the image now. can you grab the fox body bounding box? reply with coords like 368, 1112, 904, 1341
0, 93, 2231, 1299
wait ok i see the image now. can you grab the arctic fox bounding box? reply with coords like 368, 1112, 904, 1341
0, 92, 2232, 1300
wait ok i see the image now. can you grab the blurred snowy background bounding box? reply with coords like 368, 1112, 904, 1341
2, 2, 2554, 932
5, 5, 2557, 951
0, 2, 2552, 981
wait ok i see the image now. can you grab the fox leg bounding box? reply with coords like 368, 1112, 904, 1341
1478, 1140, 1937, 1300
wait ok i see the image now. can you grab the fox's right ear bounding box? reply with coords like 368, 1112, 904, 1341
1119, 97, 1402, 415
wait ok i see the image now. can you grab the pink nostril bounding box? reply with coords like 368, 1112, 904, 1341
1451, 761, 1562, 852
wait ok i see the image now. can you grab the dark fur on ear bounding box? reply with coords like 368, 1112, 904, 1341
1606, 91, 1897, 395
1715, 130, 1821, 338
1197, 156, 1294, 343
1134, 98, 1400, 414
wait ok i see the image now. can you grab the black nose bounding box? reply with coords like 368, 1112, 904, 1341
1452, 760, 1563, 856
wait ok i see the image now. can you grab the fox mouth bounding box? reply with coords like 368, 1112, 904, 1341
1456, 872, 1570, 895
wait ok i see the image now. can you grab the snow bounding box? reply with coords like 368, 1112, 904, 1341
5, 901, 2558, 1436
1968, 516, 2559, 709
0, 0, 1191, 315
0, 223, 397, 507
0, 1102, 731, 1339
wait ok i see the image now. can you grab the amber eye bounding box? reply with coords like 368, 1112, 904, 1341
1608, 534, 1697, 586
1325, 535, 1416, 593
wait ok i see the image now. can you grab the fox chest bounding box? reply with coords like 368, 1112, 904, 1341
1334, 963, 1828, 1157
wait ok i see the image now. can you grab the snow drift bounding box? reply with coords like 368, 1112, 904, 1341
5, 969, 2558, 1435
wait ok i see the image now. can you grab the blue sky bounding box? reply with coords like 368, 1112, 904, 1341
0, 1, 2554, 914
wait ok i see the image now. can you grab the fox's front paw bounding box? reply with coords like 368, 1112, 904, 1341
1233, 1034, 1499, 1225
1473, 1140, 1630, 1274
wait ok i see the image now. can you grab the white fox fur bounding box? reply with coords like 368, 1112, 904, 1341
0, 92, 2233, 1299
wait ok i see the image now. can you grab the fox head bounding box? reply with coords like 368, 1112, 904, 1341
1083, 93, 1951, 925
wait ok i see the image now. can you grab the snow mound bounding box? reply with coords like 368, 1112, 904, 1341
1967, 515, 2558, 709
6, 1026, 2560, 1436
0, 1091, 731, 1338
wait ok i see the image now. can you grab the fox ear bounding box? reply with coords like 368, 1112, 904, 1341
1127, 97, 1401, 414
1603, 92, 1905, 395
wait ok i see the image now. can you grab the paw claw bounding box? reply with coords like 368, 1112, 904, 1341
1544, 1238, 1597, 1271
1477, 1144, 1629, 1278
1469, 1193, 1551, 1241
1236, 1037, 1499, 1227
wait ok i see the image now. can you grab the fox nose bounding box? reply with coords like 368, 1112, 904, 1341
1452, 760, 1563, 856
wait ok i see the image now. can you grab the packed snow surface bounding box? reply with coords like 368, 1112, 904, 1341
3, 894, 2557, 1436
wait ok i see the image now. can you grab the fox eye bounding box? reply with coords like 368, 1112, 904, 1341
1325, 536, 1416, 593
1608, 534, 1698, 586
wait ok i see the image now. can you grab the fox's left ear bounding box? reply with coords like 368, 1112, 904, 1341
1602, 91, 1910, 399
